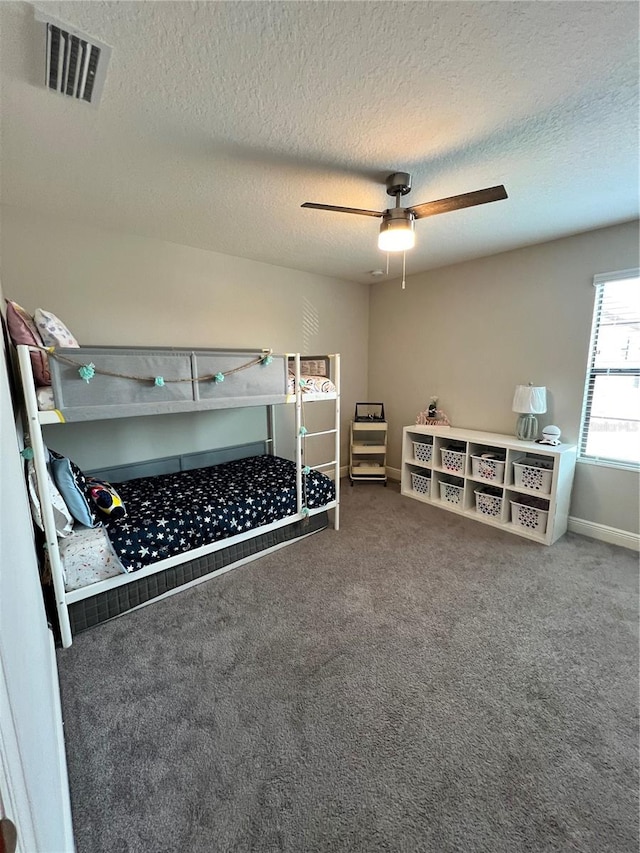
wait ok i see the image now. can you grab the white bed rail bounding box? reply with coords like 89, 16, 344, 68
17, 346, 73, 647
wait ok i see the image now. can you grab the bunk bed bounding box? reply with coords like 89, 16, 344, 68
16, 344, 341, 648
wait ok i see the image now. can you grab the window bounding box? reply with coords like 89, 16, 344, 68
579, 268, 640, 468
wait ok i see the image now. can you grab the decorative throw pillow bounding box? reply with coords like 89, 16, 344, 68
85, 477, 127, 521
299, 358, 328, 377
49, 451, 101, 528
33, 309, 79, 348
26, 460, 74, 537
5, 300, 51, 385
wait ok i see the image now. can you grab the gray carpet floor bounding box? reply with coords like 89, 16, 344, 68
57, 481, 639, 853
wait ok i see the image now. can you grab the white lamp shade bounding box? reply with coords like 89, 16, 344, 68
512, 385, 547, 414
378, 220, 415, 252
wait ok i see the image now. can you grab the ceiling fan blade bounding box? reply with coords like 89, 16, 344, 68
301, 202, 383, 218
409, 185, 508, 220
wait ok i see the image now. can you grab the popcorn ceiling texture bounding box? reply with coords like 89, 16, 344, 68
0, 1, 637, 282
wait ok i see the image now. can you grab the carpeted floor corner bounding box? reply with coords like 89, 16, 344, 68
57, 482, 639, 853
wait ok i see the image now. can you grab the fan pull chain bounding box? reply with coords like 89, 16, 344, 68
385, 253, 390, 276
402, 251, 406, 290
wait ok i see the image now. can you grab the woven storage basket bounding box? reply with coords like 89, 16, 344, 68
510, 499, 549, 534
412, 441, 433, 464
471, 454, 506, 484
474, 488, 503, 518
440, 447, 466, 474
439, 480, 464, 505
411, 471, 431, 495
513, 458, 553, 493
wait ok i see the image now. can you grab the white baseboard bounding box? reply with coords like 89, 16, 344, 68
368, 470, 638, 551
382, 469, 637, 551
568, 517, 639, 551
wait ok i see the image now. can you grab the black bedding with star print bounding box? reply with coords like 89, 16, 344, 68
105, 455, 335, 573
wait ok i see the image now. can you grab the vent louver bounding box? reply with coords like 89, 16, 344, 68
37, 12, 111, 106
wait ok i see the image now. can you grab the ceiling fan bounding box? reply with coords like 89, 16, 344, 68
302, 172, 508, 253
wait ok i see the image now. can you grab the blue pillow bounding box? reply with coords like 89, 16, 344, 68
49, 451, 101, 528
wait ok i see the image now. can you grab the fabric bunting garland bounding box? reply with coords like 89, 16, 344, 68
41, 347, 275, 387
78, 363, 95, 383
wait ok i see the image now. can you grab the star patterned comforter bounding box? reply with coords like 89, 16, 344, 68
106, 455, 335, 573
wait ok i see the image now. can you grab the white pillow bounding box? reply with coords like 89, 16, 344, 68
27, 460, 74, 538
33, 309, 79, 348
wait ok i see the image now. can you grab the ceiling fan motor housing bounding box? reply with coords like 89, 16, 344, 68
384, 207, 415, 223
386, 172, 412, 197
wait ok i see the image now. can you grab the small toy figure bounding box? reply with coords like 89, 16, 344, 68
415, 397, 451, 426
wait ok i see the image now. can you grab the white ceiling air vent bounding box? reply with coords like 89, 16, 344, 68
35, 11, 112, 107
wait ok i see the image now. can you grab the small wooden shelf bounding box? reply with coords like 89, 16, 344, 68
350, 420, 387, 485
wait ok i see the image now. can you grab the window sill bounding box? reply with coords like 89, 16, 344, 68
577, 457, 640, 473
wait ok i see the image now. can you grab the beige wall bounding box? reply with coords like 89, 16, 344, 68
0, 204, 369, 470
369, 220, 639, 534
3, 205, 638, 534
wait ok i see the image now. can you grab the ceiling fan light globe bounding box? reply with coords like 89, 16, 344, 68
378, 220, 415, 252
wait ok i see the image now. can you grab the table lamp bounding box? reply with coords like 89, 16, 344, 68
512, 384, 547, 440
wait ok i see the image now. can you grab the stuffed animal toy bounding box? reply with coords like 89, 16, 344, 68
86, 477, 127, 521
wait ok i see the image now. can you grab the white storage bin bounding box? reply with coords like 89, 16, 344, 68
439, 480, 464, 506
411, 471, 431, 495
471, 454, 506, 484
513, 458, 553, 493
510, 498, 549, 534
412, 441, 433, 464
474, 488, 503, 518
440, 447, 466, 474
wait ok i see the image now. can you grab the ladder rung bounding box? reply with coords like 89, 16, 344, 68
304, 428, 337, 438
310, 460, 337, 470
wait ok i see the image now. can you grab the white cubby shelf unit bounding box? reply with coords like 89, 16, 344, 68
401, 425, 577, 545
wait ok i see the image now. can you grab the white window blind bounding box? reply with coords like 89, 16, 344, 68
579, 269, 640, 467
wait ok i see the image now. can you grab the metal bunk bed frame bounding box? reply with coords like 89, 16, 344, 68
16, 345, 340, 648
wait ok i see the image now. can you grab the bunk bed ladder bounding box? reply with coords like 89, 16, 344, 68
333, 353, 341, 531
293, 353, 304, 516
292, 352, 340, 531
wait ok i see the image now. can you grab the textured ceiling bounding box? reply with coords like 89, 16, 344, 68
0, 1, 638, 284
